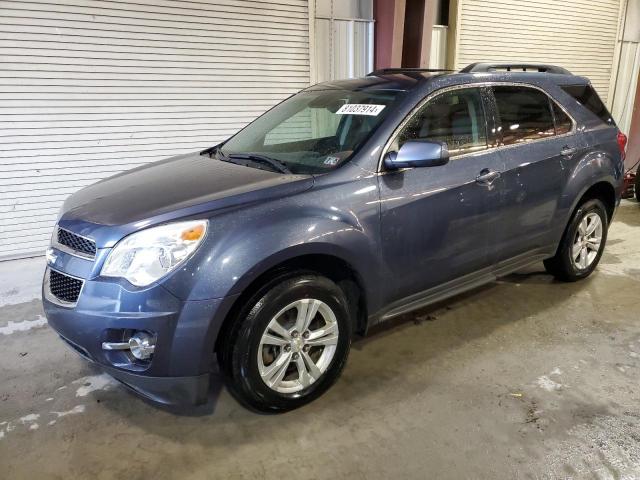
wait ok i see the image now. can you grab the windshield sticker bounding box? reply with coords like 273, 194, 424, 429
336, 104, 386, 116
324, 156, 340, 166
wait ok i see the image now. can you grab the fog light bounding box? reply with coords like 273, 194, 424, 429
128, 332, 156, 360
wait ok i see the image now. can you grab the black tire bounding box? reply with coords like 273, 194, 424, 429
218, 273, 352, 413
635, 164, 640, 202
544, 198, 608, 282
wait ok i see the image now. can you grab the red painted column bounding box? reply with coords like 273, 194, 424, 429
374, 0, 406, 69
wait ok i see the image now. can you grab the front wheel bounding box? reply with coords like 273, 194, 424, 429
544, 198, 608, 282
218, 273, 351, 413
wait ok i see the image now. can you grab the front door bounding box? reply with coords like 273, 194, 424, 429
378, 87, 504, 305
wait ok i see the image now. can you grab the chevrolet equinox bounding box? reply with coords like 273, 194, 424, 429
43, 63, 626, 412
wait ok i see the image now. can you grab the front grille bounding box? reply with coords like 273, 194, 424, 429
57, 228, 96, 257
49, 269, 83, 304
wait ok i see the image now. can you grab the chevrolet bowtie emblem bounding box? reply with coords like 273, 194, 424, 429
45, 247, 57, 266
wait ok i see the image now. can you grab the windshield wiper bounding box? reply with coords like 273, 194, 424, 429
225, 153, 292, 174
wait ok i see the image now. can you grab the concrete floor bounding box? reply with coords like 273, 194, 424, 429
1, 200, 639, 479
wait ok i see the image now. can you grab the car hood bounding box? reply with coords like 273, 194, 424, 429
59, 151, 313, 246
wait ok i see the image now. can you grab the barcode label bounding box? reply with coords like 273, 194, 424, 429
336, 104, 386, 116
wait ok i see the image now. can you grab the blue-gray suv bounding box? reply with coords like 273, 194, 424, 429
43, 63, 626, 412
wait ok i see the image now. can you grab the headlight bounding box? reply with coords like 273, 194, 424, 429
101, 220, 208, 287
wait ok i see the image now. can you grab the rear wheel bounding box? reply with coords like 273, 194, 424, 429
218, 273, 351, 413
544, 199, 608, 282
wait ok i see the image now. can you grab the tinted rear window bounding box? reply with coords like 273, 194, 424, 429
561, 84, 614, 126
493, 86, 555, 145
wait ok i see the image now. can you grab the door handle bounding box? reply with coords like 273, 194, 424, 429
560, 146, 577, 156
476, 169, 501, 185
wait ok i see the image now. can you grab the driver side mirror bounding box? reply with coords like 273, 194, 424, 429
384, 140, 449, 170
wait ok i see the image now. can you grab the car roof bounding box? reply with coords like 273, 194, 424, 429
305, 72, 443, 93
307, 63, 590, 94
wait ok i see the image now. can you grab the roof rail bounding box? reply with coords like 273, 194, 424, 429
368, 67, 454, 76
460, 62, 572, 75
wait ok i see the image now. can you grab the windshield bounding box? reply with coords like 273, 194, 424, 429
219, 88, 406, 174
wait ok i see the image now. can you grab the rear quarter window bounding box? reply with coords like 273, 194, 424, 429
561, 84, 615, 126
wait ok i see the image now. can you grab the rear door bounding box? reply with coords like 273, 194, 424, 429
491, 85, 580, 261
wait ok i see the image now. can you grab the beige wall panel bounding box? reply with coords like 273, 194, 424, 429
455, 0, 622, 102
0, 0, 310, 259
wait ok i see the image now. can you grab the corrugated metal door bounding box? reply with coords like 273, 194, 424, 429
0, 0, 310, 260
455, 0, 622, 102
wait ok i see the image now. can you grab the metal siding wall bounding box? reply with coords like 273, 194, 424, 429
455, 0, 621, 102
0, 0, 310, 259
611, 40, 640, 134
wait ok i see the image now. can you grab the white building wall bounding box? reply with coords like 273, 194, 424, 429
453, 0, 622, 103
0, 0, 310, 260
610, 0, 640, 133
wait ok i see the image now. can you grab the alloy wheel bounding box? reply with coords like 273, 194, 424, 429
257, 299, 339, 394
571, 212, 603, 270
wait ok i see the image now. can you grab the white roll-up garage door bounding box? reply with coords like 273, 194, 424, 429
0, 0, 310, 260
454, 0, 622, 102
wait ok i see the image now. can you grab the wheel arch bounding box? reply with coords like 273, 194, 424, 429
213, 250, 370, 354
549, 179, 616, 262
572, 180, 617, 223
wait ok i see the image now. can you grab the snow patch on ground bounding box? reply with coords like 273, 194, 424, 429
0, 413, 41, 440
0, 403, 88, 440
537, 376, 563, 391
0, 372, 108, 441
0, 316, 47, 335
74, 374, 117, 397
18, 414, 40, 424
51, 405, 86, 418
537, 367, 564, 391
0, 256, 45, 307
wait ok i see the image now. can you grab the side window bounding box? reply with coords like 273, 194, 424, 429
561, 84, 614, 126
493, 86, 555, 145
552, 102, 572, 135
394, 88, 488, 157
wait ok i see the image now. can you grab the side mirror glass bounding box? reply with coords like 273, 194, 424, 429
384, 140, 449, 170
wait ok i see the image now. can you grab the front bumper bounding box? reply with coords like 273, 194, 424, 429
58, 332, 210, 405
43, 265, 236, 406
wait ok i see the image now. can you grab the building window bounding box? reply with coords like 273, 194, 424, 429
315, 0, 374, 82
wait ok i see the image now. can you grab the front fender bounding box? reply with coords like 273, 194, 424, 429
161, 201, 381, 305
